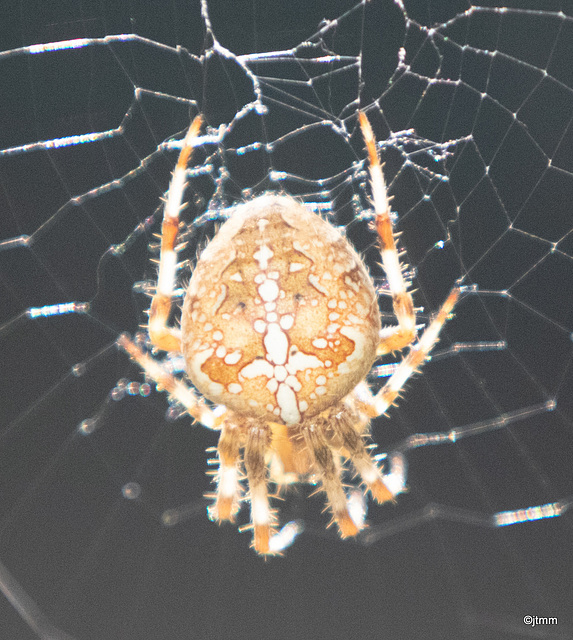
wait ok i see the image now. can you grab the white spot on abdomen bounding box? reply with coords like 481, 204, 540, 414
286, 350, 322, 374
308, 273, 328, 295
212, 284, 227, 313
276, 383, 301, 424
258, 279, 279, 302
254, 320, 266, 333
264, 323, 288, 364
240, 359, 274, 380
224, 350, 242, 365
254, 244, 273, 270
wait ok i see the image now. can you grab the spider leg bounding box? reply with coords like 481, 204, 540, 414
117, 333, 218, 429
359, 111, 416, 356
367, 287, 460, 417
149, 115, 203, 353
304, 423, 360, 538
326, 407, 395, 504
244, 424, 276, 554
211, 419, 243, 521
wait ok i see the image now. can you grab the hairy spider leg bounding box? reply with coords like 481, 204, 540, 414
149, 114, 203, 352
244, 424, 276, 554
211, 419, 243, 521
359, 111, 416, 356
303, 423, 360, 538
117, 334, 218, 428
318, 290, 459, 524
324, 406, 395, 504
367, 287, 460, 418
301, 398, 394, 536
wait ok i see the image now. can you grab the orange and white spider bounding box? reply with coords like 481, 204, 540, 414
118, 112, 459, 555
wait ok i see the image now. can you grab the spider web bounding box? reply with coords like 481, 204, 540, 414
0, 1, 572, 638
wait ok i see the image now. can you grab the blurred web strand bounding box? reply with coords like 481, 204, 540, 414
399, 400, 556, 449
360, 400, 568, 544
373, 340, 507, 378
0, 302, 90, 340
0, 559, 76, 640
27, 302, 89, 319
360, 498, 571, 547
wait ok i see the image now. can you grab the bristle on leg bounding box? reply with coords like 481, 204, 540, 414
328, 410, 395, 505
244, 424, 275, 555
372, 287, 460, 417
304, 426, 361, 538
212, 421, 242, 521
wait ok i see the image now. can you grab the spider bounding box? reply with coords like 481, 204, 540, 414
118, 112, 459, 555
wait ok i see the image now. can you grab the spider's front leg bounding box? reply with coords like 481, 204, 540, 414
358, 112, 460, 416
359, 111, 416, 356
119, 121, 212, 422
149, 115, 203, 353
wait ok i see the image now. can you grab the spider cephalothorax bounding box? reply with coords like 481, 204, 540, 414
119, 112, 459, 554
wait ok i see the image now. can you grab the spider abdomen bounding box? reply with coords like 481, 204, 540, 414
181, 194, 380, 425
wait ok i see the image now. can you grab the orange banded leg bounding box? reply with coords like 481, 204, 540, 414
371, 287, 460, 417
327, 412, 394, 504
212, 421, 242, 521
304, 426, 360, 538
359, 111, 416, 356
117, 333, 217, 428
148, 115, 203, 352
244, 425, 275, 554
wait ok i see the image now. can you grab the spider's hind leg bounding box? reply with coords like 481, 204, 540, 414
303, 418, 360, 538
326, 403, 395, 505
244, 423, 277, 555
210, 419, 243, 522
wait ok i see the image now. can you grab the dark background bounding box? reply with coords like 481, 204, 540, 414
0, 1, 572, 639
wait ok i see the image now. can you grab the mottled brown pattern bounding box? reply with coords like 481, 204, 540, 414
181, 195, 381, 424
